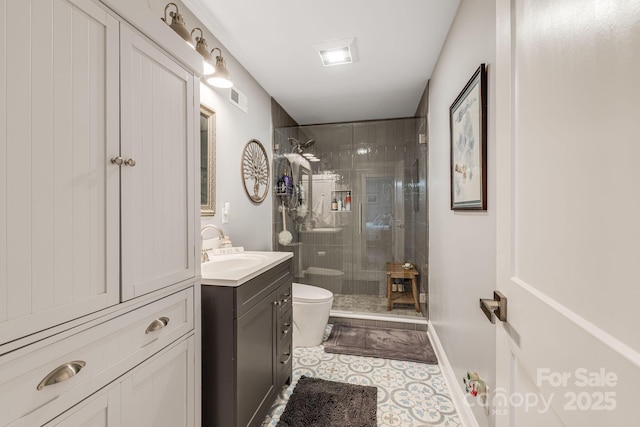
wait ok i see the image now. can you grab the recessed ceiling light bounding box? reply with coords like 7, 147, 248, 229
320, 47, 351, 66
313, 37, 358, 67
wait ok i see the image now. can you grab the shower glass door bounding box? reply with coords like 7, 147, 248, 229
352, 122, 408, 298
274, 118, 421, 317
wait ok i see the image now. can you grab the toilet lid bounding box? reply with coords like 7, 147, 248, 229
293, 283, 333, 303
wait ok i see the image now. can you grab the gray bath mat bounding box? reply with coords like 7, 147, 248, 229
277, 376, 377, 427
324, 324, 437, 364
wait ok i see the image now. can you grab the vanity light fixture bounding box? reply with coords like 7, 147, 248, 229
206, 48, 233, 88
191, 28, 215, 74
161, 3, 193, 45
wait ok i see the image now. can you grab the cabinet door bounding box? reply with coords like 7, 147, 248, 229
45, 384, 121, 427
119, 25, 196, 301
121, 336, 195, 427
237, 290, 277, 427
0, 0, 120, 344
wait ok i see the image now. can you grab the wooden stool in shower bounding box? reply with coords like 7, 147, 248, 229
386, 262, 420, 312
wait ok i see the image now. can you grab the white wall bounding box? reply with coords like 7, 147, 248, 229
428, 1, 496, 425
149, 0, 274, 251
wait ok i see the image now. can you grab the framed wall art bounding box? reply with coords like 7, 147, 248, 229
241, 139, 270, 203
449, 63, 487, 210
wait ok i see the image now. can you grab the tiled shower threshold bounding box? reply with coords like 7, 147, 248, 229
329, 293, 428, 330
331, 310, 428, 325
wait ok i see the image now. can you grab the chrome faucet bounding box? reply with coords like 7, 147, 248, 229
200, 225, 225, 262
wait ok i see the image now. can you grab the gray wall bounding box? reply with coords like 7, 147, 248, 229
427, 1, 496, 425
153, 0, 275, 250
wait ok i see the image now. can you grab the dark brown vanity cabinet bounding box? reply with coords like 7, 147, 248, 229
202, 259, 293, 427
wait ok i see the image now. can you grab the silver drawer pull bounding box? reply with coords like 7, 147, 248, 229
145, 316, 170, 334
37, 360, 86, 390
282, 327, 290, 336
124, 158, 136, 167
280, 354, 292, 365
281, 296, 291, 305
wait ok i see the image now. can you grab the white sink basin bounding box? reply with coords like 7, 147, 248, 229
201, 253, 269, 274
200, 251, 293, 287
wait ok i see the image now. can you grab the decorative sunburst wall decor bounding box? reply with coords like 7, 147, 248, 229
241, 139, 269, 203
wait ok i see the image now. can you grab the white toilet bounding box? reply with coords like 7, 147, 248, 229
292, 282, 333, 348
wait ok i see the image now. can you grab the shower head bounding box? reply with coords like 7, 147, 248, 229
288, 137, 315, 153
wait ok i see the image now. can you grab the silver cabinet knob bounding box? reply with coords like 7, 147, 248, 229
124, 158, 136, 167
111, 156, 123, 165
37, 360, 86, 390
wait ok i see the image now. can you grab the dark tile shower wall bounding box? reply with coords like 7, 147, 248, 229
271, 95, 430, 319
274, 118, 424, 315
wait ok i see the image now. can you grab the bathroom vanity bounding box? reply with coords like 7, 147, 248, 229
201, 252, 293, 427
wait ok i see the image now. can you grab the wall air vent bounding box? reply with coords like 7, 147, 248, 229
229, 87, 248, 113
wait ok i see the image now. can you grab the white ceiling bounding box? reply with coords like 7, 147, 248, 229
182, 0, 460, 125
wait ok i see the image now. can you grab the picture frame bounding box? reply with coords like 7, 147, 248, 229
449, 64, 487, 210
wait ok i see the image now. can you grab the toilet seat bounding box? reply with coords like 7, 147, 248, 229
293, 283, 333, 303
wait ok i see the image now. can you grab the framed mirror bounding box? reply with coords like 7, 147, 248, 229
200, 104, 216, 216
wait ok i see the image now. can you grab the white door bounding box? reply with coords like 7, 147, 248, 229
45, 384, 121, 427
494, 0, 639, 425
0, 0, 120, 344
121, 336, 195, 427
119, 24, 196, 301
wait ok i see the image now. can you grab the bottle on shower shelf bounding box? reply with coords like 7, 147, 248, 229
282, 168, 293, 196
345, 192, 351, 211
276, 173, 286, 195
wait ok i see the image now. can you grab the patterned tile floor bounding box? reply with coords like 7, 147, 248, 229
262, 327, 461, 427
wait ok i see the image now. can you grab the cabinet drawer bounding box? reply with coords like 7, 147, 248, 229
236, 259, 291, 318
277, 307, 292, 345
276, 306, 292, 388
275, 282, 292, 318
1, 288, 193, 427
277, 337, 292, 387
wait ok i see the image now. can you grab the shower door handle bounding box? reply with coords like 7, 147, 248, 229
358, 203, 363, 235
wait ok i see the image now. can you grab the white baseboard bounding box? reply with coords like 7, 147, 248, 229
427, 322, 479, 427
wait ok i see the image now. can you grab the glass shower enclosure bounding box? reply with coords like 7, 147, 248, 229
273, 118, 427, 319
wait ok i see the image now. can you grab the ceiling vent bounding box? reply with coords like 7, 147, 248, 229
229, 87, 248, 113
313, 37, 358, 67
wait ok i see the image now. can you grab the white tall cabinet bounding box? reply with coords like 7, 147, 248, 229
0, 0, 120, 347
0, 0, 201, 425
120, 24, 196, 301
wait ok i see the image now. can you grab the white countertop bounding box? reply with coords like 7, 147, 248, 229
200, 251, 293, 287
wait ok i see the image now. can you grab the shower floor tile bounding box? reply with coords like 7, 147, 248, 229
332, 293, 424, 318
262, 327, 462, 427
